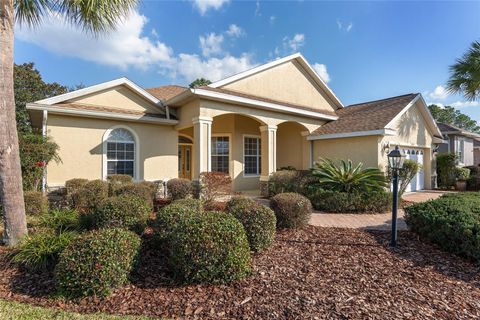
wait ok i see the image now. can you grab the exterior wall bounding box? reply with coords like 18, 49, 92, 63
474, 148, 480, 166
313, 136, 380, 168
69, 85, 163, 115
221, 60, 338, 114
46, 114, 177, 186
276, 122, 307, 170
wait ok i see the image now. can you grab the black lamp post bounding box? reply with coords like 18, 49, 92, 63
387, 146, 405, 247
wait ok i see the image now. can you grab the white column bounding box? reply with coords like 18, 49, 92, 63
259, 125, 277, 182
192, 116, 212, 179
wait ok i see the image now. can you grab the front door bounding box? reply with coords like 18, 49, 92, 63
178, 145, 192, 179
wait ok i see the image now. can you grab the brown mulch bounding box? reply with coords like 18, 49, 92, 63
1, 226, 480, 319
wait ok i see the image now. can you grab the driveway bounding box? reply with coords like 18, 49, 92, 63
309, 191, 452, 230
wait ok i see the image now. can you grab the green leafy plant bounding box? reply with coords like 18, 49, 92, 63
74, 180, 109, 211
308, 189, 392, 213
167, 178, 192, 200
107, 174, 133, 184
268, 170, 302, 196
10, 230, 77, 271
114, 183, 155, 210
156, 200, 201, 242
23, 190, 48, 216
166, 210, 251, 284
93, 195, 150, 234
437, 153, 457, 188
455, 167, 470, 181
54, 228, 141, 298
40, 209, 81, 232
270, 193, 312, 229
311, 159, 387, 193
387, 159, 422, 196
226, 196, 276, 252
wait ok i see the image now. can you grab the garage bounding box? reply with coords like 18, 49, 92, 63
403, 148, 425, 192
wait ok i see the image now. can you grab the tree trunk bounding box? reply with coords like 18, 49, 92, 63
0, 0, 28, 246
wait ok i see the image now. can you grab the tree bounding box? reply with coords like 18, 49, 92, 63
1, 0, 138, 246
447, 40, 480, 101
14, 63, 68, 133
189, 78, 212, 88
428, 104, 480, 133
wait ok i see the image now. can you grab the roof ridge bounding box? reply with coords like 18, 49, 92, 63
146, 84, 187, 90
347, 93, 418, 108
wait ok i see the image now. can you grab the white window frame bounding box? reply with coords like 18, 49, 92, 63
102, 125, 140, 181
211, 133, 232, 175
243, 134, 261, 177
455, 136, 465, 165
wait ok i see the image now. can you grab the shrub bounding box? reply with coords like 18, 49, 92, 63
40, 209, 81, 232
465, 165, 480, 176
24, 190, 48, 216
156, 200, 200, 240
226, 197, 276, 252
167, 211, 251, 284
308, 189, 391, 213
437, 153, 457, 188
405, 193, 480, 262
312, 159, 387, 193
467, 175, 480, 191
199, 172, 232, 204
65, 178, 89, 196
55, 228, 141, 298
10, 230, 77, 271
172, 198, 204, 210
455, 167, 470, 181
269, 170, 302, 196
167, 178, 192, 200
107, 174, 133, 184
387, 159, 422, 196
93, 196, 150, 234
271, 193, 312, 229
74, 180, 109, 211
114, 183, 155, 209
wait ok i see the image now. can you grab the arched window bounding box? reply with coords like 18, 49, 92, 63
105, 128, 136, 178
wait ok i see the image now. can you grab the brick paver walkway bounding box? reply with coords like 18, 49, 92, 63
308, 191, 453, 230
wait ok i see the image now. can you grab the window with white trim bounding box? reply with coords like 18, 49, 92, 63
455, 137, 465, 164
244, 136, 261, 175
211, 136, 229, 173
106, 128, 135, 177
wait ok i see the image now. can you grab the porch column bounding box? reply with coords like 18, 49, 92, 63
259, 125, 277, 196
192, 116, 212, 180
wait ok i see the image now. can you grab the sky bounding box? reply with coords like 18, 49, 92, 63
14, 0, 480, 120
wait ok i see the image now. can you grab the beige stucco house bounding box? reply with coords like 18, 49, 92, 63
27, 53, 444, 194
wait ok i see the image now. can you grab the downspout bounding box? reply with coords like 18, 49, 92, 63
42, 110, 48, 193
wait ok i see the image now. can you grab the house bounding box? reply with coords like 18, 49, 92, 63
436, 122, 480, 167
26, 53, 444, 195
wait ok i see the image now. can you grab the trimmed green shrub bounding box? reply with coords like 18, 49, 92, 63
308, 189, 391, 213
269, 170, 302, 196
455, 167, 470, 181
271, 193, 312, 229
65, 178, 88, 196
405, 193, 480, 262
172, 198, 204, 210
93, 196, 150, 234
114, 183, 155, 209
24, 190, 48, 216
55, 228, 141, 298
107, 174, 133, 184
226, 197, 276, 252
167, 178, 192, 200
10, 230, 77, 271
467, 175, 480, 191
74, 180, 109, 210
40, 209, 81, 232
437, 153, 457, 188
156, 200, 200, 241
387, 159, 422, 196
167, 211, 251, 284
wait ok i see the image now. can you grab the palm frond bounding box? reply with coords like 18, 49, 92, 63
14, 0, 51, 27
447, 40, 480, 101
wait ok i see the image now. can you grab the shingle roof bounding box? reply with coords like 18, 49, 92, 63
311, 93, 418, 136
437, 122, 464, 133
53, 103, 168, 119
146, 85, 188, 101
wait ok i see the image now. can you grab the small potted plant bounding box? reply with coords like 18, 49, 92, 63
454, 167, 470, 191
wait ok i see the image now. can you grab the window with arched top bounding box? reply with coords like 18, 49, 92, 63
105, 128, 136, 178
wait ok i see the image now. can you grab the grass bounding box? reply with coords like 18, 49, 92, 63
0, 299, 153, 320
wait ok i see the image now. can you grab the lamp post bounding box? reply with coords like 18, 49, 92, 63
387, 146, 405, 247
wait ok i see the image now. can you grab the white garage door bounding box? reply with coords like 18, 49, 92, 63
403, 148, 424, 192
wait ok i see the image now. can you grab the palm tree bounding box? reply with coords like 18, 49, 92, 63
447, 40, 480, 101
1, 0, 138, 246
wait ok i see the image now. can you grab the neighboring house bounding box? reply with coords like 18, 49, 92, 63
27, 53, 444, 194
436, 122, 480, 167
474, 139, 480, 166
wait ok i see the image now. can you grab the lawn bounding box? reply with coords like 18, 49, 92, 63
1, 226, 479, 319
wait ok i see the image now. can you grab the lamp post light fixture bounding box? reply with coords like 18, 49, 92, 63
387, 145, 405, 247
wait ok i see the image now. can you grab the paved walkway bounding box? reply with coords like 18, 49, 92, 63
308, 191, 452, 231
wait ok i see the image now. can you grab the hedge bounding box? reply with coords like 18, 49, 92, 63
308, 189, 391, 213
270, 193, 312, 229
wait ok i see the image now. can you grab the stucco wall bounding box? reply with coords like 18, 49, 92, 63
221, 60, 338, 114
46, 114, 177, 186
69, 85, 163, 115
276, 122, 306, 170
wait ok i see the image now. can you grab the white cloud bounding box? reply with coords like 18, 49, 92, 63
192, 0, 230, 15
176, 54, 256, 82
255, 0, 261, 16
283, 33, 305, 52
16, 10, 174, 70
337, 19, 353, 32
450, 101, 480, 109
199, 33, 224, 57
428, 85, 449, 100
226, 24, 244, 37
312, 63, 330, 83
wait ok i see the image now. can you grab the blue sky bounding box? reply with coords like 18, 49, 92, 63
14, 1, 480, 119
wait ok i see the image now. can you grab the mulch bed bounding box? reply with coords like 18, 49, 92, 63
1, 226, 480, 319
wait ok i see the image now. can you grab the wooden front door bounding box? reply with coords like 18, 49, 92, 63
178, 145, 192, 179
